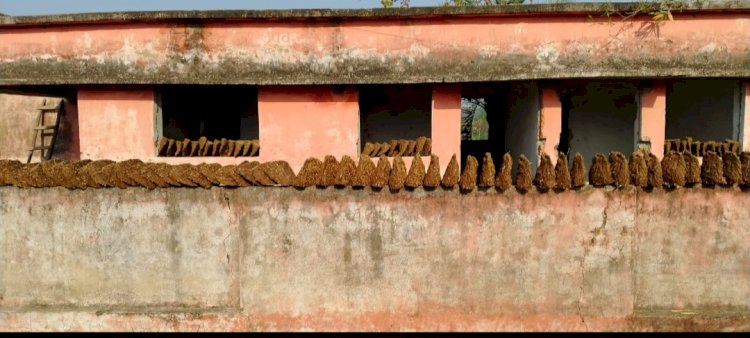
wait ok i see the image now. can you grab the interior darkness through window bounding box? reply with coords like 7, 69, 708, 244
461, 84, 507, 168
557, 81, 638, 170
666, 79, 741, 144
359, 84, 432, 156
159, 85, 259, 141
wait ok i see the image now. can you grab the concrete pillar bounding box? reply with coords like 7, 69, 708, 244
540, 88, 562, 165
640, 82, 667, 159
77, 88, 156, 161
258, 85, 360, 173
431, 85, 462, 175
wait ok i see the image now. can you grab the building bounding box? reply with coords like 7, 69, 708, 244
1, 2, 749, 332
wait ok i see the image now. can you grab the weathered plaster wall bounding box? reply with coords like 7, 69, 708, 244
78, 89, 157, 161
0, 186, 748, 332
540, 88, 561, 164
432, 85, 461, 175
3, 11, 750, 85
258, 86, 360, 173
0, 93, 78, 162
641, 82, 667, 158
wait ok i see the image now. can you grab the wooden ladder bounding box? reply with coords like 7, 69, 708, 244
27, 98, 64, 163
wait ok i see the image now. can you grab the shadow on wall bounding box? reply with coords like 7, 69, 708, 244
52, 98, 81, 161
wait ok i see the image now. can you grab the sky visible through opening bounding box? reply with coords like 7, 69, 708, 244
0, 0, 642, 16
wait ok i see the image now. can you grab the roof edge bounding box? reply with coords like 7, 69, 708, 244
2, 1, 750, 26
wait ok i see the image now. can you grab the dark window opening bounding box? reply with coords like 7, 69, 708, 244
560, 81, 638, 170
665, 79, 741, 156
461, 84, 507, 168
157, 85, 259, 157
460, 82, 540, 172
359, 85, 432, 157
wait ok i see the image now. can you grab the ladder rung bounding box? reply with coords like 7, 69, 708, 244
38, 104, 61, 110
29, 146, 52, 151
33, 125, 56, 130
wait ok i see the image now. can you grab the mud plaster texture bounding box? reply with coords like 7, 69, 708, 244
1, 186, 750, 332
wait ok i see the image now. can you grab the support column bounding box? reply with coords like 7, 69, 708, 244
432, 85, 462, 175
540, 88, 562, 165
640, 82, 667, 159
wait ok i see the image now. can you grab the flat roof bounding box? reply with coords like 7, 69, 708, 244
2, 1, 750, 26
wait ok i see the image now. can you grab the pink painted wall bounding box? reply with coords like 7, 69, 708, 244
432, 85, 461, 175
78, 89, 156, 161
3, 12, 750, 166
540, 88, 561, 164
78, 88, 263, 165
641, 82, 666, 159
258, 86, 359, 173
3, 13, 750, 84
73, 85, 461, 170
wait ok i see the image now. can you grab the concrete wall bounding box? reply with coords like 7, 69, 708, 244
4, 8, 750, 85
641, 82, 666, 158
0, 186, 748, 332
258, 86, 360, 173
78, 88, 156, 161
1, 83, 528, 173
540, 88, 561, 164
432, 85, 462, 175
666, 80, 741, 143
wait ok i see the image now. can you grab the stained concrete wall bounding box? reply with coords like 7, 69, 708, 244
0, 186, 748, 332
258, 86, 360, 173
4, 7, 750, 85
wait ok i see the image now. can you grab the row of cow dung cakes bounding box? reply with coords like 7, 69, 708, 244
157, 137, 259, 157
664, 138, 739, 157
3, 150, 750, 191
361, 137, 431, 157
